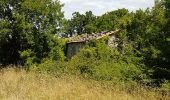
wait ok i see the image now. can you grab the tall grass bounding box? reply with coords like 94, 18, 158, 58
0, 68, 169, 100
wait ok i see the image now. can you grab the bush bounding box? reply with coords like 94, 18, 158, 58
161, 80, 170, 91
30, 59, 68, 76
68, 43, 146, 88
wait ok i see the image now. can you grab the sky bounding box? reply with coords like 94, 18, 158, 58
60, 0, 155, 19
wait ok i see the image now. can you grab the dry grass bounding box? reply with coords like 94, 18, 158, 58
0, 68, 169, 100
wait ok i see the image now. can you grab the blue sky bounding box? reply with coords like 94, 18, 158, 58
60, 0, 155, 19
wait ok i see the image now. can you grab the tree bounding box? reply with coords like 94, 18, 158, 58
158, 0, 170, 69
0, 0, 65, 66
66, 11, 97, 36
67, 12, 85, 36
84, 11, 97, 33
92, 8, 130, 32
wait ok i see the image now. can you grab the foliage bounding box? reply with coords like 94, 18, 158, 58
66, 11, 97, 36
68, 41, 147, 88
0, 0, 65, 66
30, 59, 68, 76
161, 80, 170, 92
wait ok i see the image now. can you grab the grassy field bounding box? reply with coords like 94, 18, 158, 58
0, 68, 169, 100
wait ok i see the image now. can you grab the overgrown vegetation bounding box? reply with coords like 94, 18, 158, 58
0, 0, 170, 98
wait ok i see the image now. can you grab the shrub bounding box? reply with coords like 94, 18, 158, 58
30, 59, 68, 76
69, 43, 145, 88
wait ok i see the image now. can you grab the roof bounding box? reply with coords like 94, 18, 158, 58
67, 29, 121, 44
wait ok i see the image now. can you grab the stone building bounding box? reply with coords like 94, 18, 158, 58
66, 29, 121, 58
66, 41, 86, 59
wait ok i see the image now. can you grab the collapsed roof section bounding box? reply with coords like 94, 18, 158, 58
67, 29, 121, 43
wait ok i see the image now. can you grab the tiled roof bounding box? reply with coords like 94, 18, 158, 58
67, 29, 121, 43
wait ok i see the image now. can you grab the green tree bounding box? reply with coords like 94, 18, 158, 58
0, 0, 65, 66
95, 8, 129, 32
68, 12, 85, 36
162, 0, 170, 68
66, 11, 96, 36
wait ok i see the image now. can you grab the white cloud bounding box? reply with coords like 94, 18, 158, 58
60, 0, 155, 19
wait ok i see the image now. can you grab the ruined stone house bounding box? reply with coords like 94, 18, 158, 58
66, 29, 121, 58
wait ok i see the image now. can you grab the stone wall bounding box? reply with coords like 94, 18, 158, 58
66, 42, 86, 59
108, 35, 119, 49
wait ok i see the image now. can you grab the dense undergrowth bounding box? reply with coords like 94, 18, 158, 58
29, 40, 170, 93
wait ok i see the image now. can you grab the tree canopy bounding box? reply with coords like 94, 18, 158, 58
0, 0, 65, 66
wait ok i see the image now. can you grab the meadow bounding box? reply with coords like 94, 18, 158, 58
0, 68, 169, 100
